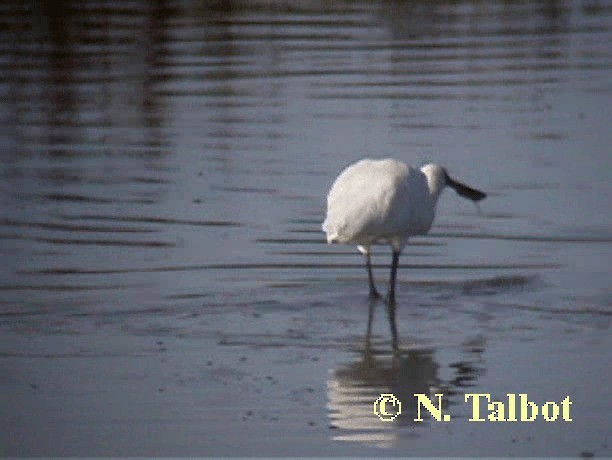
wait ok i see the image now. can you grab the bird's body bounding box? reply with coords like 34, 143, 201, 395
322, 158, 486, 307
323, 159, 442, 253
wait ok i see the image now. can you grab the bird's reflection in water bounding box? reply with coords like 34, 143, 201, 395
326, 300, 482, 449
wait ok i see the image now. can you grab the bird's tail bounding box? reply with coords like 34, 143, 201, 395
322, 219, 339, 244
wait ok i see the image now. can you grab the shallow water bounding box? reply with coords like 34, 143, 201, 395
1, 0, 611, 456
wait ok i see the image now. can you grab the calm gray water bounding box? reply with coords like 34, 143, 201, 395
1, 0, 611, 456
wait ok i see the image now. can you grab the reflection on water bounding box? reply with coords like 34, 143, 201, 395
327, 300, 484, 448
328, 348, 441, 448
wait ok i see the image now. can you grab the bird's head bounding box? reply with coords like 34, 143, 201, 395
421, 163, 487, 203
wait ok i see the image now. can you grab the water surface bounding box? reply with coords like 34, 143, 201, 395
0, 0, 611, 456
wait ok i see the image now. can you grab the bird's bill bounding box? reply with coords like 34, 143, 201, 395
445, 174, 487, 202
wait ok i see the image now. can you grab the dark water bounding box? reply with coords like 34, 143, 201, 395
1, 0, 611, 456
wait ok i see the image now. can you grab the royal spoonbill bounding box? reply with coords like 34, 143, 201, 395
322, 159, 486, 304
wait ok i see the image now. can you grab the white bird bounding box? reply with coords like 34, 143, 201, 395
322, 158, 486, 305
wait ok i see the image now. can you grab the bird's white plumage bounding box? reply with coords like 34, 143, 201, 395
322, 157, 486, 307
322, 159, 447, 252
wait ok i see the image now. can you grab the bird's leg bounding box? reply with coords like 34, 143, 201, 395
385, 250, 400, 305
365, 252, 381, 299
386, 250, 400, 350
